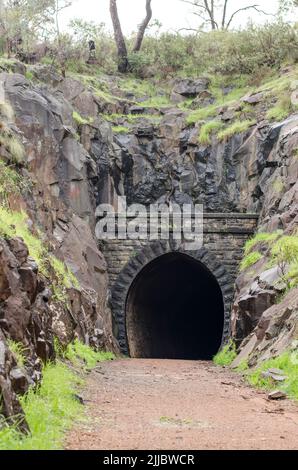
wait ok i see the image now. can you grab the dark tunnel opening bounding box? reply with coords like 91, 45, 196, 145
125, 252, 225, 360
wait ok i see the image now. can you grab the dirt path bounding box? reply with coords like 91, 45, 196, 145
66, 359, 298, 450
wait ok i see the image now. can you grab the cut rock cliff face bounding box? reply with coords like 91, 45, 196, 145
0, 62, 297, 421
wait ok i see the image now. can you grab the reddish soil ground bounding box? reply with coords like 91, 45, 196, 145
66, 359, 298, 450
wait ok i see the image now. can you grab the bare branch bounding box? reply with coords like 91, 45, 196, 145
226, 4, 274, 29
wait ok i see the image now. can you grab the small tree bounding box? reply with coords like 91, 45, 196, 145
180, 0, 272, 31
0, 0, 55, 56
109, 0, 152, 73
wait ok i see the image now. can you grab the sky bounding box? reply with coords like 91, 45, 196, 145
60, 0, 281, 34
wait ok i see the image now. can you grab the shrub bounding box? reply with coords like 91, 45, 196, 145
271, 235, 298, 266
270, 235, 298, 288
127, 51, 153, 77
213, 340, 237, 366
240, 251, 263, 271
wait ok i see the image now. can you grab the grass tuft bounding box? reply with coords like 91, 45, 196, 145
72, 111, 93, 126
0, 160, 31, 205
213, 340, 237, 366
198, 120, 223, 145
217, 119, 256, 142
65, 339, 115, 369
244, 231, 282, 256
240, 251, 262, 271
112, 125, 130, 134
7, 340, 27, 368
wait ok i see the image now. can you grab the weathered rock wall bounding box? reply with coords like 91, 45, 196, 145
0, 63, 297, 419
231, 116, 298, 366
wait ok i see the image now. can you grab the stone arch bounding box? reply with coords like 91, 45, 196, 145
110, 240, 234, 357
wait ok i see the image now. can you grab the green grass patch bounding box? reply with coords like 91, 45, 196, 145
0, 341, 115, 450
0, 208, 44, 263
217, 119, 256, 142
7, 340, 27, 368
25, 70, 34, 81
72, 111, 93, 126
266, 94, 294, 122
272, 178, 285, 193
186, 104, 219, 125
65, 339, 115, 369
247, 351, 298, 400
244, 231, 282, 256
213, 340, 237, 366
0, 160, 31, 205
119, 78, 159, 99
49, 255, 80, 300
112, 125, 130, 134
240, 251, 263, 271
0, 362, 83, 450
0, 133, 25, 163
0, 101, 14, 120
198, 120, 223, 145
141, 95, 170, 108
103, 113, 161, 124
235, 359, 249, 373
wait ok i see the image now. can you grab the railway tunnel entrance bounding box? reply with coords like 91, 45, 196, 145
125, 252, 225, 360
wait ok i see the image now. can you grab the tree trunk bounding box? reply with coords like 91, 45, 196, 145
110, 0, 128, 73
133, 0, 152, 52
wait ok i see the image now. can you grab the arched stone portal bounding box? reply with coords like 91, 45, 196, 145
110, 242, 234, 358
